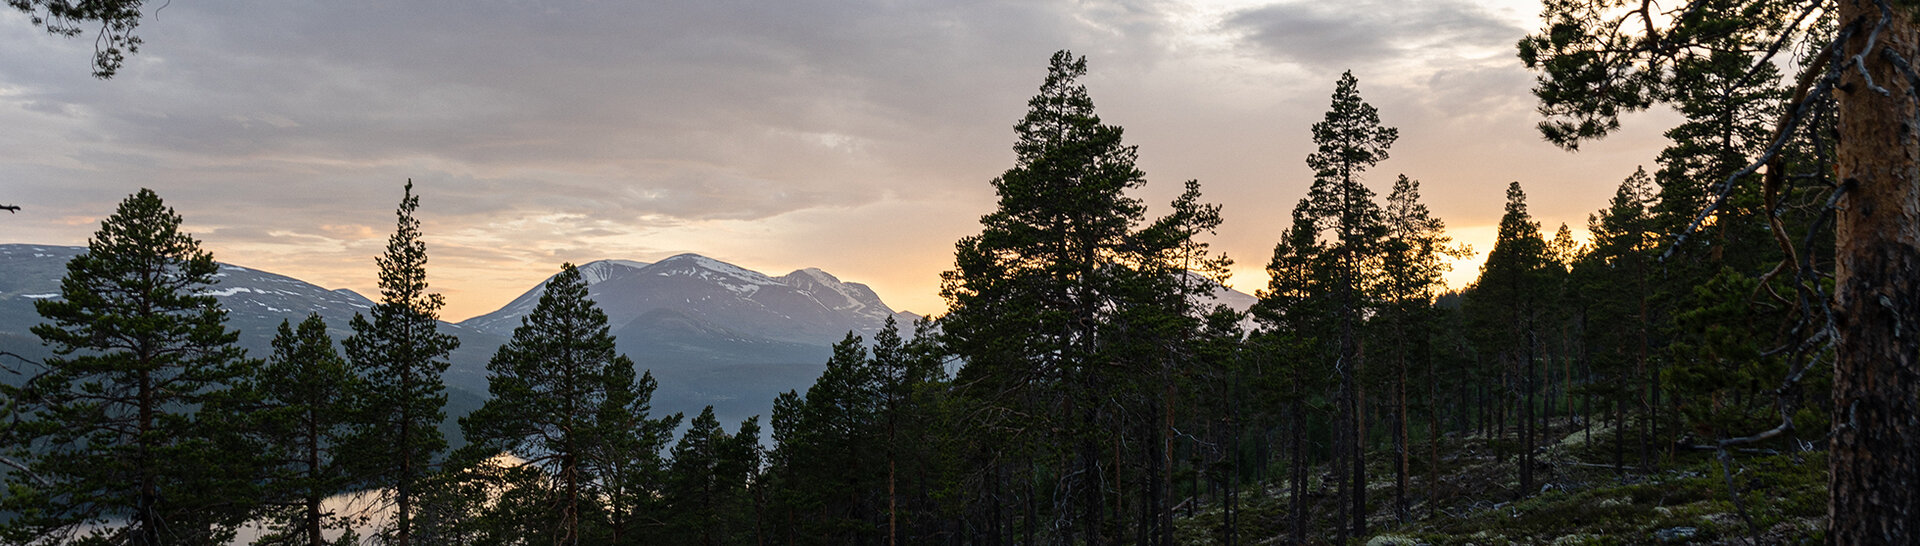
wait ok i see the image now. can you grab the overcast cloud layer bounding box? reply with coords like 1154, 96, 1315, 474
0, 0, 1679, 319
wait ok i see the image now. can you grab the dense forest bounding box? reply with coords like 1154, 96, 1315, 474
5, 0, 1920, 544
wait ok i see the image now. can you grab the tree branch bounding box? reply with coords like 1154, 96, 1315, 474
1664, 31, 1842, 261
0, 453, 52, 488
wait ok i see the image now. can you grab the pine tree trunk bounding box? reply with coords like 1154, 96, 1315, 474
1521, 333, 1536, 498
1395, 357, 1408, 523
307, 412, 325, 546
1636, 290, 1651, 472
1830, 2, 1920, 542
1023, 458, 1035, 546
138, 367, 159, 546
396, 378, 414, 546
1162, 379, 1176, 546
1428, 341, 1440, 520
1613, 397, 1625, 477
1288, 398, 1307, 545
1227, 386, 1242, 546
889, 456, 898, 546
1498, 366, 1508, 464
1334, 374, 1352, 546
1352, 345, 1368, 539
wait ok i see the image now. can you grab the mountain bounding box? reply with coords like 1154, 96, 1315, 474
0, 246, 922, 437
0, 244, 501, 446
464, 254, 915, 342
461, 254, 921, 427
1, 245, 1260, 439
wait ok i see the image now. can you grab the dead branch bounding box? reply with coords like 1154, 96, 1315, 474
1664, 29, 1843, 262
0, 453, 51, 488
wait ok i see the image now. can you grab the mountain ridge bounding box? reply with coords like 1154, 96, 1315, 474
0, 244, 933, 434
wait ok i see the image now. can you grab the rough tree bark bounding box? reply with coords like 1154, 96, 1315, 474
1829, 1, 1920, 542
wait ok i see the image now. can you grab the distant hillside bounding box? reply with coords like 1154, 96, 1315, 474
0, 246, 933, 435
0, 244, 500, 447
460, 254, 923, 427
1, 245, 1260, 436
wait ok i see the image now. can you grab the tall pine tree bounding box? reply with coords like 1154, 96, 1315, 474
344, 180, 461, 546
1519, 3, 1920, 539
939, 50, 1150, 544
1465, 182, 1555, 498
665, 407, 761, 546
1303, 70, 1395, 540
1376, 174, 1459, 523
461, 263, 658, 544
251, 314, 363, 546
1, 189, 256, 544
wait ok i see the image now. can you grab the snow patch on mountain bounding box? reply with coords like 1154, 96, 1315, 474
459, 253, 910, 344
578, 259, 647, 285
649, 254, 781, 297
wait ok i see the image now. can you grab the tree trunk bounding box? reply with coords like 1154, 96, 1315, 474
1395, 355, 1409, 523
1521, 335, 1536, 498
1287, 398, 1308, 545
1428, 338, 1441, 520
307, 412, 325, 546
138, 367, 158, 546
397, 379, 414, 546
1829, 2, 1920, 542
1352, 345, 1368, 539
1334, 370, 1352, 546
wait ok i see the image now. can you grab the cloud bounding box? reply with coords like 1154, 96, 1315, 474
0, 0, 1211, 317
1, 0, 1667, 322
0, 0, 1200, 224
1222, 0, 1525, 70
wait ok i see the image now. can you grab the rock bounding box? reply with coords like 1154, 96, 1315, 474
1365, 536, 1419, 546
1550, 534, 1603, 546
1652, 526, 1698, 542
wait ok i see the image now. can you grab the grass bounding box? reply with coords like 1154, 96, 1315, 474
1172, 418, 1828, 545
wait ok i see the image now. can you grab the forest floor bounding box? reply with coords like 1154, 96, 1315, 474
1174, 418, 1828, 545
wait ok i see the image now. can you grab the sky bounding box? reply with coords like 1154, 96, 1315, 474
0, 0, 1683, 321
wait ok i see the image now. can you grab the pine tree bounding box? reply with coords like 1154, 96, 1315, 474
665, 407, 760, 546
1251, 200, 1335, 543
0, 188, 256, 544
594, 369, 680, 546
785, 332, 881, 542
1376, 174, 1459, 523
871, 318, 908, 546
460, 263, 651, 544
1465, 182, 1555, 498
1304, 70, 1395, 540
1519, 4, 1920, 539
344, 179, 461, 546
1580, 168, 1659, 471
939, 50, 1150, 543
1113, 177, 1230, 546
252, 314, 363, 546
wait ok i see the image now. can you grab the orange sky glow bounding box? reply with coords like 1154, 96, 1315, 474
2, 0, 1696, 321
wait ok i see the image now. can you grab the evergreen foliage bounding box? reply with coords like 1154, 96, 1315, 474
0, 188, 256, 544
250, 314, 364, 546
0, 23, 1893, 543
460, 263, 674, 544
663, 407, 760, 546
343, 180, 462, 546
1465, 182, 1558, 496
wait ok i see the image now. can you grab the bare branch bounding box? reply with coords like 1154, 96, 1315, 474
1663, 33, 1841, 261
1736, 1, 1831, 91
0, 453, 52, 488
1849, 0, 1895, 96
